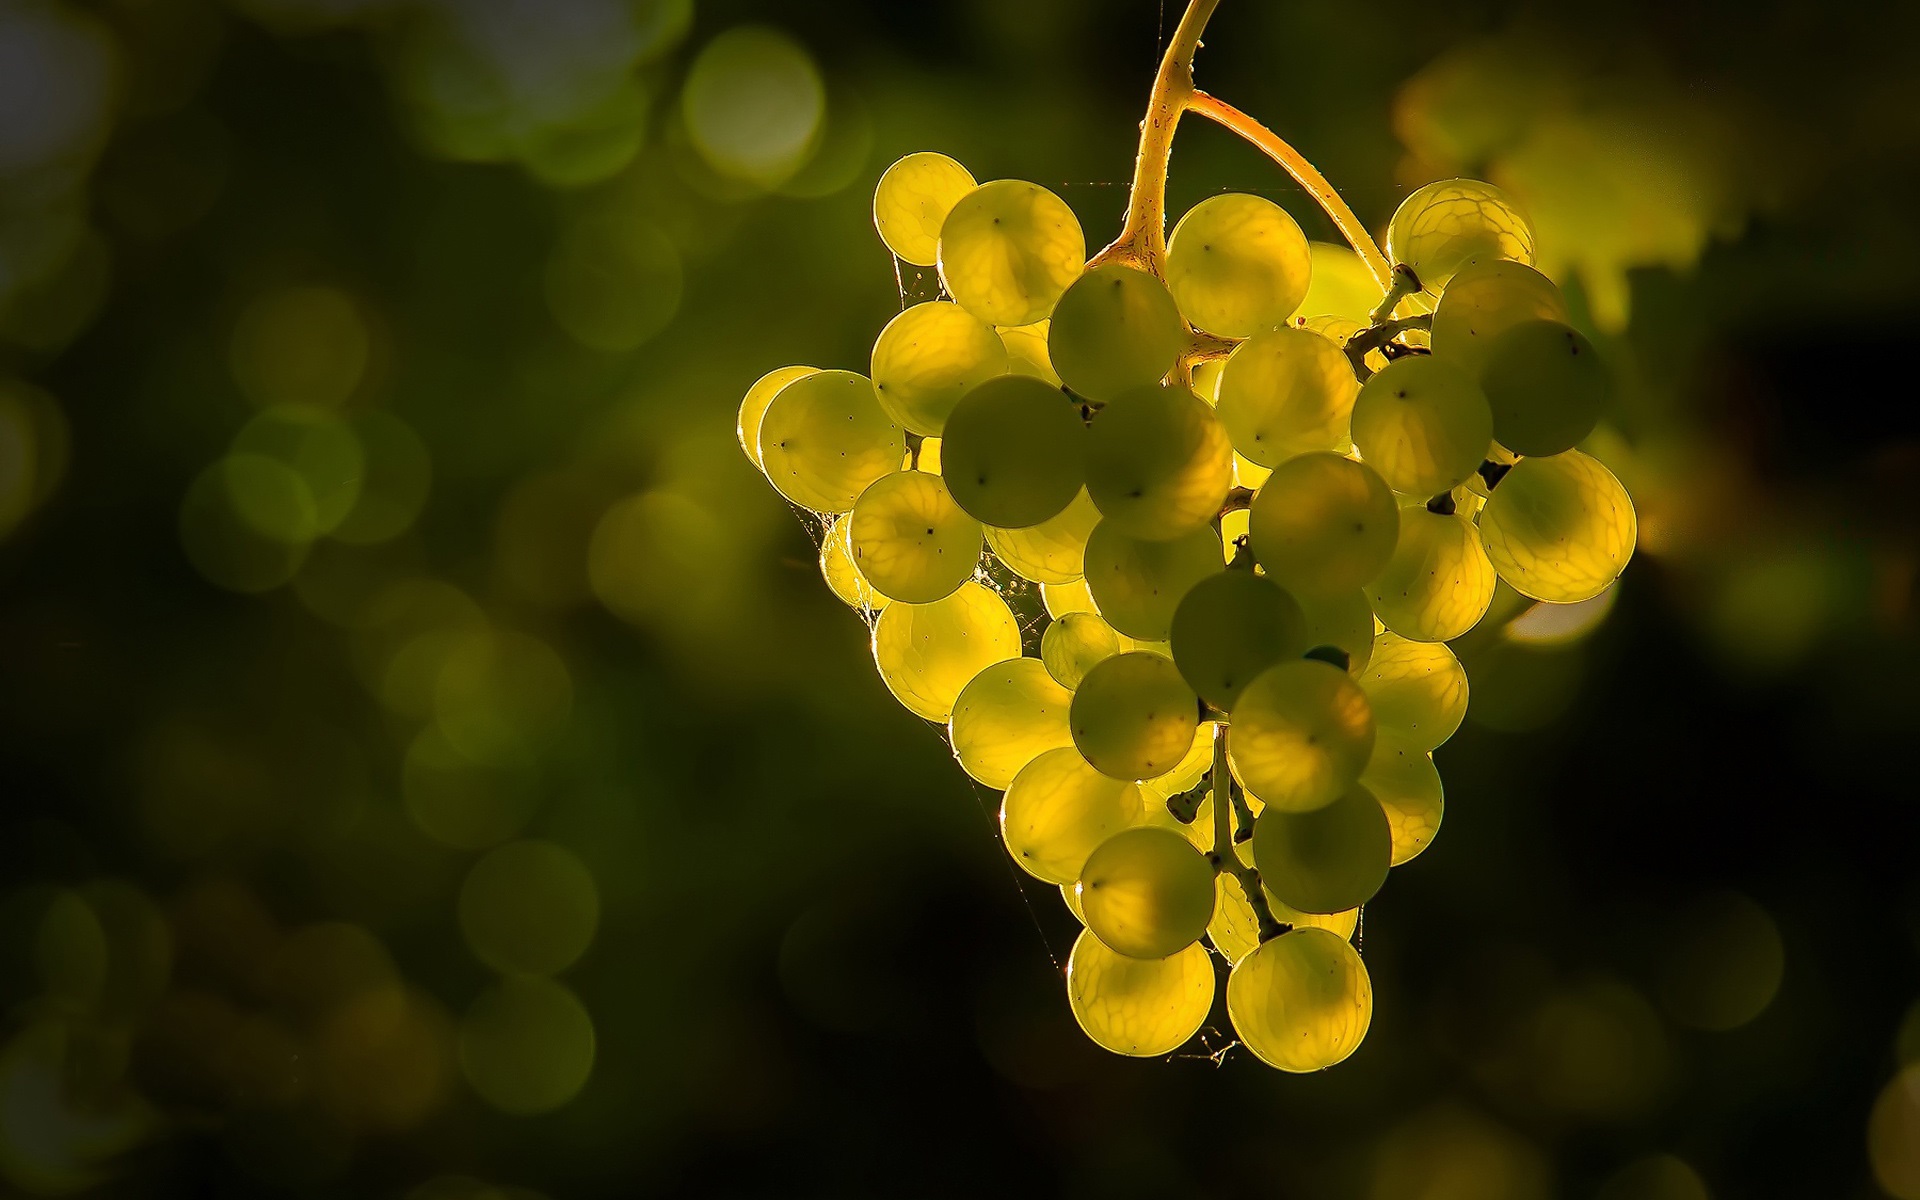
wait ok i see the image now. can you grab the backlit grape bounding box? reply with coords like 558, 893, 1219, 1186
1048, 264, 1186, 401
1228, 659, 1375, 813
1067, 931, 1214, 1055
1480, 318, 1612, 457
1249, 452, 1399, 597
1082, 520, 1222, 641
938, 179, 1085, 326
939, 374, 1085, 528
759, 370, 905, 513
1367, 504, 1496, 642
949, 657, 1075, 789
1251, 782, 1391, 913
871, 580, 1021, 721
1166, 193, 1312, 338
1085, 384, 1232, 540
1169, 570, 1308, 710
1077, 826, 1216, 959
1226, 927, 1373, 1071
848, 470, 982, 603
870, 301, 1010, 436
873, 152, 977, 266
1071, 651, 1200, 782
1349, 356, 1493, 497
1386, 177, 1536, 290
1479, 449, 1635, 603
1001, 747, 1142, 884
1215, 327, 1358, 466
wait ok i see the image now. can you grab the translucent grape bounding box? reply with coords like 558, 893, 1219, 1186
1226, 927, 1373, 1071
1366, 504, 1496, 642
1070, 651, 1199, 782
1479, 449, 1635, 603
871, 580, 1022, 721
870, 301, 1010, 436
1429, 259, 1568, 380
1066, 930, 1214, 1056
1248, 452, 1399, 598
1192, 357, 1226, 404
1385, 178, 1536, 291
1041, 610, 1131, 689
1234, 453, 1272, 490
1298, 589, 1378, 673
1136, 719, 1219, 805
987, 488, 1101, 584
1227, 659, 1374, 813
818, 512, 889, 613
737, 365, 816, 471
1062, 882, 1086, 923
937, 179, 1085, 327
1208, 857, 1359, 966
998, 320, 1060, 386
912, 436, 942, 474
1082, 520, 1222, 641
1480, 318, 1612, 457
1076, 826, 1216, 959
1250, 782, 1391, 913
1001, 747, 1142, 884
849, 470, 982, 603
1048, 264, 1186, 401
1085, 385, 1232, 540
1349, 356, 1493, 497
1361, 732, 1443, 866
1169, 570, 1308, 711
938, 374, 1085, 528
1165, 193, 1312, 338
873, 151, 977, 267
1296, 241, 1378, 323
758, 370, 906, 512
1215, 327, 1358, 466
1356, 631, 1468, 750
1041, 576, 1096, 619
949, 656, 1075, 789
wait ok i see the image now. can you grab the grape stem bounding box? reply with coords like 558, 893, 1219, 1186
1208, 721, 1288, 943
1342, 313, 1431, 381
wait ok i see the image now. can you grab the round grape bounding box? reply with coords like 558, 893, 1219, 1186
986, 489, 1101, 584
1386, 178, 1536, 290
1478, 449, 1635, 603
1480, 318, 1612, 457
1066, 930, 1214, 1056
1361, 732, 1443, 866
1001, 747, 1142, 885
937, 179, 1085, 327
1248, 452, 1400, 598
871, 580, 1021, 721
1226, 927, 1373, 1071
818, 512, 889, 613
1041, 610, 1132, 689
758, 370, 906, 513
1251, 782, 1391, 914
1215, 326, 1358, 466
1356, 631, 1467, 750
1298, 589, 1378, 674
1048, 264, 1186, 401
849, 470, 982, 603
1082, 519, 1222, 640
1085, 384, 1232, 541
1349, 356, 1493, 497
1165, 192, 1312, 338
1169, 570, 1309, 711
1366, 504, 1496, 642
1077, 826, 1216, 959
869, 301, 1010, 436
1227, 659, 1374, 813
737, 365, 817, 471
950, 656, 1076, 789
1070, 651, 1199, 782
998, 319, 1060, 386
1207, 865, 1358, 966
939, 374, 1085, 528
873, 152, 977, 266
1429, 258, 1567, 380
1296, 242, 1379, 323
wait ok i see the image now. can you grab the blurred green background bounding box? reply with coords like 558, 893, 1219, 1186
2, 0, 1919, 1196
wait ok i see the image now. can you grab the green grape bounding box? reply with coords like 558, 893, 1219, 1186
819, 512, 890, 613
873, 151, 977, 267
1041, 576, 1095, 618
998, 320, 1060, 386
1478, 449, 1635, 603
1296, 241, 1378, 323
1077, 826, 1216, 959
937, 179, 1086, 327
1385, 178, 1536, 290
1136, 719, 1219, 805
1429, 259, 1568, 380
1207, 862, 1358, 966
1041, 610, 1131, 689
1251, 782, 1391, 913
913, 436, 942, 474
1349, 356, 1493, 497
1356, 631, 1468, 750
938, 375, 1085, 528
871, 580, 1022, 721
737, 365, 817, 471
1166, 192, 1312, 338
1070, 651, 1199, 782
1299, 589, 1378, 673
1082, 520, 1221, 640
950, 657, 1075, 789
849, 470, 982, 603
870, 301, 1010, 435
1248, 452, 1399, 597
1048, 264, 1186, 401
1169, 570, 1308, 711
1366, 504, 1496, 641
1226, 926, 1373, 1071
759, 370, 906, 512
987, 488, 1101, 584
1066, 930, 1214, 1056
1361, 732, 1443, 866
1085, 384, 1233, 540
1215, 327, 1358, 466
1227, 659, 1374, 813
1480, 319, 1613, 457
1001, 747, 1142, 884
1234, 452, 1271, 490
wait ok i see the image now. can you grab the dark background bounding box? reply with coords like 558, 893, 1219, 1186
1, 0, 1918, 1197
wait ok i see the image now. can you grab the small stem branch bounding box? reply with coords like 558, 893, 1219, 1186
1185, 90, 1394, 294
1342, 313, 1431, 381
1207, 722, 1287, 943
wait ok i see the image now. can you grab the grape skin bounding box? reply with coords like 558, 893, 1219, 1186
1366, 504, 1497, 642
1250, 782, 1392, 914
1479, 318, 1612, 457
1248, 452, 1400, 598
1216, 327, 1358, 466
1082, 520, 1223, 641
1041, 610, 1132, 689
1478, 449, 1636, 603
1077, 826, 1216, 959
848, 470, 983, 604
873, 152, 977, 267
1067, 930, 1214, 1056
870, 301, 1010, 436
1227, 659, 1375, 814
998, 319, 1060, 386
949, 657, 1076, 789
1169, 570, 1309, 711
1386, 178, 1536, 290
1226, 927, 1373, 1072
1356, 631, 1468, 750
818, 512, 890, 613
938, 179, 1086, 327
1048, 264, 1186, 402
987, 489, 1101, 584
1001, 747, 1142, 885
1085, 384, 1233, 541
1070, 651, 1199, 782
758, 370, 906, 513
1166, 192, 1312, 339
939, 374, 1085, 529
1349, 356, 1493, 498
1361, 732, 1444, 865
737, 365, 817, 471
870, 580, 1022, 721
1429, 259, 1567, 380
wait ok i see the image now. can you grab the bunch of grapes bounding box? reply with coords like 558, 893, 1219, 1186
737, 141, 1634, 1069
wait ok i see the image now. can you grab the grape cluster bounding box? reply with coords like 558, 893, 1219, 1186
738, 153, 1635, 1071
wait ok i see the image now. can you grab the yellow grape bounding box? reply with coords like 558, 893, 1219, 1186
949, 657, 1075, 789
998, 320, 1060, 386
737, 365, 816, 471
1040, 610, 1131, 689
818, 512, 890, 613
939, 374, 1085, 528
1192, 357, 1225, 404
1479, 449, 1635, 603
1166, 192, 1312, 338
870, 580, 1021, 721
849, 470, 982, 603
1227, 659, 1374, 813
1001, 747, 1142, 884
1250, 782, 1391, 913
937, 179, 1085, 327
1062, 882, 1086, 923
869, 301, 1010, 436
1066, 931, 1214, 1056
1048, 264, 1186, 401
1082, 520, 1222, 641
1070, 651, 1199, 782
1168, 570, 1308, 711
1349, 356, 1493, 497
873, 151, 977, 266
1361, 732, 1443, 866
1085, 384, 1233, 541
987, 488, 1101, 584
1041, 576, 1096, 619
1234, 453, 1272, 490
1367, 504, 1496, 642
1386, 177, 1536, 290
1215, 327, 1358, 466
1077, 826, 1216, 959
1226, 926, 1372, 1071
1299, 589, 1378, 673
1429, 259, 1567, 380
1480, 318, 1612, 457
1207, 864, 1358, 966
1356, 631, 1467, 750
759, 370, 905, 512
1248, 452, 1399, 598
1137, 718, 1219, 804
1295, 241, 1378, 323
